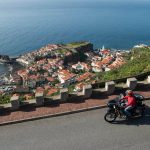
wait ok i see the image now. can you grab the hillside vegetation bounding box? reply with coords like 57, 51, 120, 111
97, 47, 150, 82
65, 41, 90, 49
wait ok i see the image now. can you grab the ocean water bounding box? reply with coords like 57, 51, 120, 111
0, 0, 150, 74
0, 64, 9, 75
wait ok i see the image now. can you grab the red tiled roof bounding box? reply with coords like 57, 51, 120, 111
59, 69, 76, 81
75, 82, 85, 89
46, 77, 55, 82
108, 58, 125, 69
47, 88, 58, 96
29, 75, 38, 80
77, 72, 94, 82
95, 61, 103, 67
44, 85, 52, 90
36, 87, 44, 93
59, 69, 70, 75
101, 49, 110, 54
18, 70, 27, 76
101, 56, 113, 64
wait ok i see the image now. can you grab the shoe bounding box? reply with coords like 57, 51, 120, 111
125, 115, 131, 121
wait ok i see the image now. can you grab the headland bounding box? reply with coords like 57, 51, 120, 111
0, 41, 150, 105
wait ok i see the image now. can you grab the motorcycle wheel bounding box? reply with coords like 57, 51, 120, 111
104, 112, 117, 123
141, 106, 146, 116
136, 106, 145, 117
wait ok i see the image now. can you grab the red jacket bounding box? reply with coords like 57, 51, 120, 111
123, 95, 136, 107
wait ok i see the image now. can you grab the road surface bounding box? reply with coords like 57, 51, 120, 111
0, 101, 150, 150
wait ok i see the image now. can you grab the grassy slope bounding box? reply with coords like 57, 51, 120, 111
65, 41, 90, 49
97, 47, 150, 82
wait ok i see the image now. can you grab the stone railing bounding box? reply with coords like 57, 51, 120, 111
1, 75, 150, 111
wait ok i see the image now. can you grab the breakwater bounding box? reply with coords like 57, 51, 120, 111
0, 54, 23, 77
0, 55, 18, 64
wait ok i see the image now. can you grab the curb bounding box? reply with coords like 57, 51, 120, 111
0, 98, 149, 126
0, 104, 107, 126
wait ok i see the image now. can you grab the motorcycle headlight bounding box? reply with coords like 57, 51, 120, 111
139, 96, 144, 100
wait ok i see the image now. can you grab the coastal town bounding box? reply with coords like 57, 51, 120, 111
0, 41, 142, 104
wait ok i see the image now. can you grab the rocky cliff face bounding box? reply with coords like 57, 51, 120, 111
0, 55, 17, 64
0, 55, 11, 64
75, 43, 93, 52
63, 42, 93, 65
0, 55, 10, 61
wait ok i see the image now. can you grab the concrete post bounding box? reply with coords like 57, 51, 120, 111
105, 81, 115, 95
10, 95, 20, 110
60, 88, 68, 102
51, 95, 61, 106
147, 76, 150, 83
126, 77, 137, 90
83, 84, 92, 99
35, 92, 44, 106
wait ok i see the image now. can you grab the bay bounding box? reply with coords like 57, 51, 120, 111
0, 0, 150, 73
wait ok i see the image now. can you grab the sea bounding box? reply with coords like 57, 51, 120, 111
1, 0, 150, 74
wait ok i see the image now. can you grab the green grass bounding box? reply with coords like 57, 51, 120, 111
46, 90, 60, 97
65, 41, 90, 49
68, 84, 75, 93
0, 94, 11, 104
51, 91, 60, 97
56, 49, 68, 55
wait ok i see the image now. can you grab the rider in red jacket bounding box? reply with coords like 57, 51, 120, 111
122, 90, 136, 117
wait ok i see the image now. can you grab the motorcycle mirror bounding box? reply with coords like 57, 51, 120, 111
119, 93, 124, 99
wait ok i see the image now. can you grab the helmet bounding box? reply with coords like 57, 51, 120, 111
126, 90, 133, 96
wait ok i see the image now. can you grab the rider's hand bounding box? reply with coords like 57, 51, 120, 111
120, 103, 126, 107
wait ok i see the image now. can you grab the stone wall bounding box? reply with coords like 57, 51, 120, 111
1, 76, 149, 111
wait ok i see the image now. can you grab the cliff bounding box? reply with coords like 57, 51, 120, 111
63, 42, 93, 65
0, 55, 17, 64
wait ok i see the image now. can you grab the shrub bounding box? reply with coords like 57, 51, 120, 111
0, 94, 11, 104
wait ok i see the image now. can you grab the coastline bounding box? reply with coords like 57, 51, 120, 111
0, 55, 23, 76
0, 64, 9, 76
0, 42, 146, 82
0, 41, 149, 106
0, 61, 24, 78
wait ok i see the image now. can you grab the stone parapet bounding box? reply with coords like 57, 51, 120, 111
35, 92, 44, 106
2, 75, 150, 112
20, 99, 36, 106
83, 84, 92, 99
105, 81, 115, 95
52, 95, 61, 101
60, 88, 68, 102
10, 95, 20, 110
126, 77, 137, 90
147, 76, 150, 83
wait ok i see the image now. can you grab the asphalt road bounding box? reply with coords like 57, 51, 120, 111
0, 102, 150, 150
